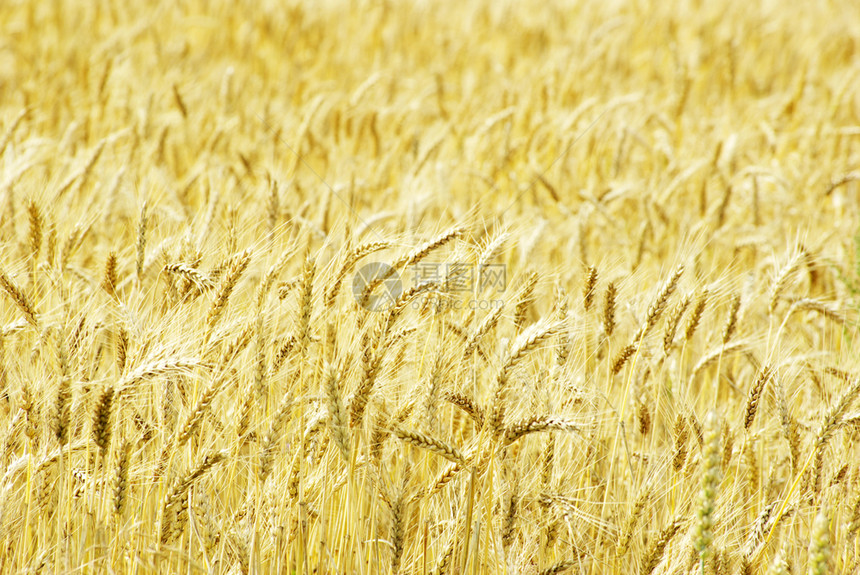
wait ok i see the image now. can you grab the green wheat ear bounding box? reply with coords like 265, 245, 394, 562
767, 551, 790, 575
695, 410, 721, 573
808, 506, 831, 575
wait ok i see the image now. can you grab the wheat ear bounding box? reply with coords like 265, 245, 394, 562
0, 272, 39, 327
394, 428, 467, 467
695, 411, 721, 570
641, 517, 682, 575
807, 506, 831, 575
504, 416, 580, 445
324, 365, 351, 463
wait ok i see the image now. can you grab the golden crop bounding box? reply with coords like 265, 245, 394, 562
1, 0, 860, 573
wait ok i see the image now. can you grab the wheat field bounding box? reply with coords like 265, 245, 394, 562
1, 0, 860, 573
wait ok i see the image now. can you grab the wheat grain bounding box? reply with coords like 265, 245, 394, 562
113, 441, 131, 518
175, 374, 228, 447
504, 416, 579, 445
255, 251, 291, 308
324, 365, 351, 463
258, 392, 295, 482
689, 340, 750, 383
445, 393, 485, 427
582, 265, 598, 312
553, 285, 571, 366
52, 375, 72, 445
326, 241, 391, 307
501, 485, 519, 548
672, 414, 689, 472
513, 271, 538, 331
463, 304, 505, 360
808, 506, 831, 575
102, 251, 119, 297
135, 201, 148, 283
389, 484, 407, 574
423, 352, 445, 432
489, 319, 561, 432
767, 552, 790, 575
349, 331, 384, 428
695, 411, 721, 568
26, 198, 42, 261
476, 230, 509, 274
611, 343, 636, 375
786, 298, 849, 327
394, 428, 467, 467
637, 265, 684, 339
617, 488, 650, 556
637, 401, 651, 436
603, 282, 617, 338
663, 294, 691, 354
271, 333, 297, 375
165, 262, 215, 294
206, 249, 252, 334
542, 556, 581, 575
815, 377, 860, 451
684, 289, 709, 342
116, 357, 204, 399
358, 227, 461, 308
91, 386, 114, 455
162, 449, 227, 513
295, 255, 316, 350
0, 272, 39, 327
744, 366, 773, 431
641, 517, 682, 575
721, 293, 742, 344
